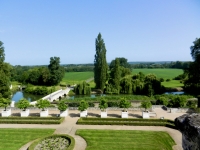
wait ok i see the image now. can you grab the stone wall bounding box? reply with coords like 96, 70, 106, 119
175, 113, 200, 150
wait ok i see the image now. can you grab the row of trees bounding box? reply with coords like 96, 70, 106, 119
11, 57, 65, 86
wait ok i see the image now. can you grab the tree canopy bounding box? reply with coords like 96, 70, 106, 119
94, 33, 108, 91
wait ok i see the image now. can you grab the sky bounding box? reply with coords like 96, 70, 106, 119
0, 0, 200, 66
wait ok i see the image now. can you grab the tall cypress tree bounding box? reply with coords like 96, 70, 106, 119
94, 33, 108, 91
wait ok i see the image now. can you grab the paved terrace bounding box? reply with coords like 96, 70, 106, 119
0, 108, 186, 150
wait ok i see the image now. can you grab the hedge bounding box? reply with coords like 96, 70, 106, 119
77, 118, 176, 129
0, 117, 64, 124
28, 134, 75, 150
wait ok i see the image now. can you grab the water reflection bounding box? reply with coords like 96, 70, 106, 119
11, 91, 43, 102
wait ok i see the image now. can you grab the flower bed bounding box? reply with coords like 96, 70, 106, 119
29, 134, 75, 150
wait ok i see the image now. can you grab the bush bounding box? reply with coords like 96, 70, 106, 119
166, 79, 171, 82
107, 101, 119, 107
17, 98, 30, 111
160, 78, 164, 82
156, 97, 168, 106
58, 100, 68, 111
78, 100, 89, 111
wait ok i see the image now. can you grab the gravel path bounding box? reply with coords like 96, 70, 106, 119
0, 108, 184, 150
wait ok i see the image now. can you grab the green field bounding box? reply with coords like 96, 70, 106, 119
62, 72, 94, 85
61, 69, 184, 87
76, 129, 175, 150
0, 128, 55, 150
132, 69, 183, 79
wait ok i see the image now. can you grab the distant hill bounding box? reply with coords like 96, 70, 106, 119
128, 61, 173, 64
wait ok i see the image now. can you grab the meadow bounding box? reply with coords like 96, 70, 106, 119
0, 128, 55, 150
61, 69, 184, 88
132, 68, 183, 79
76, 129, 175, 150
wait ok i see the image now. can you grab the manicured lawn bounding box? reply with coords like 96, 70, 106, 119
76, 129, 175, 150
0, 128, 55, 150
132, 69, 183, 79
62, 72, 94, 84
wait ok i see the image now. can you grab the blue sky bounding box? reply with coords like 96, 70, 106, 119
0, 0, 200, 66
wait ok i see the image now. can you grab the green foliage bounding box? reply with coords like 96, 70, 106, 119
74, 81, 91, 95
119, 97, 131, 111
76, 129, 176, 150
156, 96, 168, 106
78, 100, 89, 111
168, 96, 187, 108
77, 118, 176, 129
17, 98, 30, 111
0, 41, 11, 98
0, 128, 54, 150
36, 99, 50, 111
141, 100, 152, 111
99, 97, 108, 111
166, 79, 171, 82
94, 33, 108, 91
109, 57, 132, 70
0, 97, 11, 111
24, 85, 55, 95
0, 117, 64, 124
57, 100, 68, 111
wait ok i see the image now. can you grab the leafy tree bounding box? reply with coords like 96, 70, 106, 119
99, 97, 108, 111
17, 98, 30, 111
57, 100, 68, 111
184, 38, 200, 95
109, 58, 121, 93
156, 97, 168, 106
168, 96, 187, 108
94, 33, 108, 91
0, 41, 11, 98
74, 81, 91, 95
78, 100, 89, 111
0, 97, 11, 111
141, 100, 152, 111
36, 99, 50, 111
119, 97, 131, 112
190, 38, 200, 60
48, 57, 65, 85
109, 57, 131, 70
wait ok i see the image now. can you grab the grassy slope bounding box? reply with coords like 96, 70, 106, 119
0, 128, 55, 150
61, 72, 94, 85
76, 129, 175, 150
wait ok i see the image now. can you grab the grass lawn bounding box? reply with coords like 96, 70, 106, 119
62, 72, 94, 85
0, 128, 55, 150
162, 80, 183, 88
132, 69, 183, 79
76, 129, 175, 150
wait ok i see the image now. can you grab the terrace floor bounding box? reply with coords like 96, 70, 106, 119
0, 108, 186, 150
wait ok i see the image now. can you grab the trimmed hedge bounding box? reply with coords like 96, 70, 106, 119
0, 117, 64, 124
77, 118, 176, 129
28, 134, 75, 150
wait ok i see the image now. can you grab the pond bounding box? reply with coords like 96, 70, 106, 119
11, 91, 43, 102
164, 91, 185, 95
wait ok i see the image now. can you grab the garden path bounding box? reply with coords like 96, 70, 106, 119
0, 108, 185, 150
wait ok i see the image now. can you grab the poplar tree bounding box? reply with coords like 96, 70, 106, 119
94, 33, 108, 91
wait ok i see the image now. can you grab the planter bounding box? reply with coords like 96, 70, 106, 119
80, 110, 87, 117
142, 111, 149, 119
121, 111, 128, 118
10, 101, 15, 107
40, 109, 48, 117
100, 111, 107, 118
60, 109, 68, 117
20, 109, 30, 117
1, 109, 11, 117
